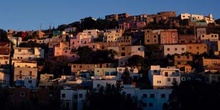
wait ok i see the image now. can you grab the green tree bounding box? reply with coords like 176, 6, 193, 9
127, 55, 144, 67
121, 67, 132, 84
87, 84, 137, 110
0, 29, 9, 42
77, 46, 94, 64
168, 81, 220, 110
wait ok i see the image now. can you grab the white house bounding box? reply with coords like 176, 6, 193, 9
60, 89, 87, 110
121, 85, 172, 110
13, 47, 44, 60
148, 65, 181, 88
200, 34, 219, 41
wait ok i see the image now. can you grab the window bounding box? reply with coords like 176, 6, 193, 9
62, 94, 65, 98
28, 80, 32, 84
18, 49, 21, 52
189, 47, 192, 49
181, 77, 186, 81
122, 47, 125, 50
143, 103, 147, 107
147, 40, 150, 42
157, 81, 161, 83
181, 48, 184, 51
175, 48, 177, 51
138, 48, 141, 51
150, 94, 154, 98
154, 35, 157, 38
161, 94, 166, 98
197, 47, 199, 49
20, 92, 25, 97
29, 71, 32, 76
167, 78, 171, 82
74, 94, 78, 99
149, 103, 153, 107
19, 71, 22, 73
121, 52, 125, 56
79, 66, 82, 68
79, 94, 83, 98
127, 94, 131, 98
143, 94, 147, 98
167, 48, 170, 51
165, 72, 168, 76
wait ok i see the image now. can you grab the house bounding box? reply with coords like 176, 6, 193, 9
60, 88, 87, 110
103, 29, 124, 42
204, 71, 220, 84
9, 87, 32, 108
108, 45, 145, 66
200, 34, 219, 41
178, 34, 196, 43
0, 42, 11, 65
69, 63, 114, 73
148, 65, 181, 89
121, 85, 172, 110
83, 29, 100, 39
186, 43, 208, 55
156, 11, 176, 23
0, 68, 10, 87
203, 57, 220, 67
144, 29, 159, 45
70, 32, 92, 48
174, 54, 193, 68
117, 66, 140, 81
13, 61, 38, 82
214, 41, 220, 55
105, 14, 119, 21
13, 47, 44, 60
94, 67, 117, 79
179, 13, 215, 24
160, 29, 178, 44
196, 28, 206, 40
163, 44, 186, 56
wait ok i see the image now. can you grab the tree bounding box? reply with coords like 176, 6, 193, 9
168, 81, 220, 110
127, 55, 144, 67
77, 46, 94, 64
121, 67, 132, 84
93, 49, 118, 63
87, 84, 137, 110
0, 29, 9, 42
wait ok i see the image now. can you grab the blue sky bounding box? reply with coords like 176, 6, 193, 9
0, 0, 219, 31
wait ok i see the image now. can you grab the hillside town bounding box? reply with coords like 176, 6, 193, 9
1, 11, 220, 110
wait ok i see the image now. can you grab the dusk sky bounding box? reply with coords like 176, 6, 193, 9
0, 0, 219, 31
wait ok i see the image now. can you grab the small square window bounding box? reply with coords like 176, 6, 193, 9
62, 94, 65, 98
150, 94, 154, 98
20, 92, 25, 97
149, 103, 153, 107
79, 94, 83, 98
143, 94, 147, 98
161, 94, 166, 98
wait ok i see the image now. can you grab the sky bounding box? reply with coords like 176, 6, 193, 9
0, 0, 219, 31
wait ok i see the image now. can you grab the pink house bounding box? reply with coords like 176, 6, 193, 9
70, 32, 92, 48
54, 42, 76, 60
